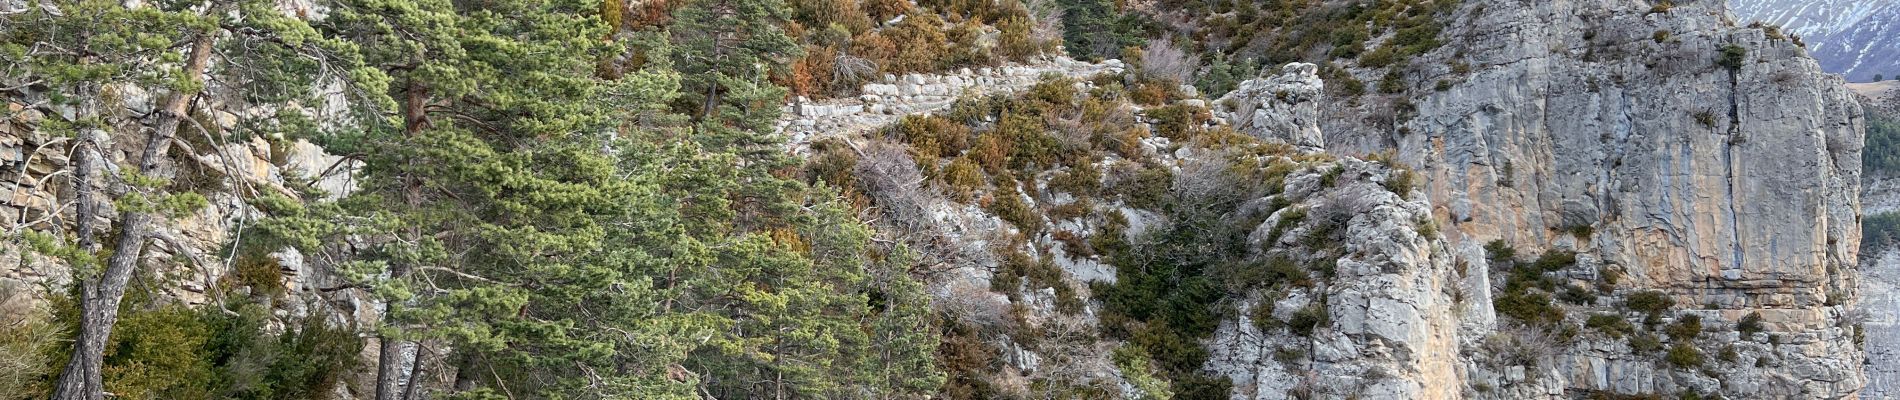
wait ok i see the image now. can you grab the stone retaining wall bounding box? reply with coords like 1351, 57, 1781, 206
775, 57, 1125, 151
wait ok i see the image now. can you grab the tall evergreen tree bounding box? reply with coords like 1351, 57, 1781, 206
311, 0, 641, 397
2, 0, 338, 397
669, 0, 800, 156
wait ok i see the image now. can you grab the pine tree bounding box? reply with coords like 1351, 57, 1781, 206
312, 0, 635, 396
2, 1, 339, 398
669, 0, 800, 154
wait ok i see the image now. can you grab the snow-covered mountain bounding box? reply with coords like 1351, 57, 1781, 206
1732, 0, 1900, 81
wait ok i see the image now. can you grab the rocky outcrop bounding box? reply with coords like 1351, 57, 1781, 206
0, 88, 358, 322
1206, 157, 1468, 399
1215, 62, 1327, 148
1165, 0, 1871, 398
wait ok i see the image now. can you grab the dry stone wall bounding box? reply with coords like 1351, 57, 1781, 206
775, 57, 1124, 151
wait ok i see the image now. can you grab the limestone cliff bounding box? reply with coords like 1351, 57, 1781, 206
1265, 0, 1866, 397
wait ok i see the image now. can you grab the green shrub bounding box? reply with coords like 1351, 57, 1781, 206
1867, 111, 1900, 177
1665, 314, 1703, 341
1117, 164, 1174, 210
1264, 207, 1307, 245
1288, 304, 1331, 336
1629, 332, 1664, 354
1565, 224, 1594, 240
1264, 256, 1314, 288
943, 156, 986, 200
1484, 239, 1516, 261
1318, 165, 1345, 187
1055, 0, 1151, 61
892, 114, 974, 158
1653, 30, 1671, 43
987, 186, 1044, 235
1665, 343, 1703, 368
1378, 68, 1405, 94
1145, 103, 1209, 141
936, 316, 1008, 399
0, 293, 59, 400
1251, 300, 1281, 332
1271, 347, 1304, 364
1737, 311, 1766, 338
1110, 345, 1176, 400
1626, 291, 1675, 316
1493, 291, 1565, 326
1718, 345, 1740, 363
1050, 162, 1104, 196
1717, 44, 1747, 72
1649, 1, 1674, 14
996, 16, 1044, 62
1384, 169, 1418, 195
70, 300, 361, 400
1298, 210, 1347, 250
1586, 314, 1635, 338
1415, 216, 1438, 238
883, 13, 949, 73
805, 140, 862, 185
1559, 284, 1597, 305
1530, 251, 1577, 272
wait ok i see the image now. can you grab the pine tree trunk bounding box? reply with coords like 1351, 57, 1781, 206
375, 339, 414, 400
374, 78, 430, 400
51, 30, 216, 400
49, 86, 104, 400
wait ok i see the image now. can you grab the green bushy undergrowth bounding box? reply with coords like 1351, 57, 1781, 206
31, 278, 360, 400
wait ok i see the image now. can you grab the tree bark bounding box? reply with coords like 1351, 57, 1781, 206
50, 30, 218, 400
49, 84, 104, 400
374, 77, 430, 400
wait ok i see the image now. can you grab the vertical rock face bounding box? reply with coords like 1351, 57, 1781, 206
1241, 0, 1869, 398
1861, 176, 1900, 398
1455, 1, 1856, 397
1215, 63, 1326, 149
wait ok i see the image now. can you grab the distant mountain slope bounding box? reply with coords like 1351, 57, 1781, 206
1729, 0, 1895, 37
1732, 0, 1900, 81
1809, 5, 1900, 82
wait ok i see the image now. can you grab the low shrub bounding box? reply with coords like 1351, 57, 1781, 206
1737, 311, 1766, 338
1665, 343, 1703, 368
1629, 332, 1664, 354
1626, 291, 1675, 316
1484, 239, 1517, 261
987, 185, 1044, 235
1717, 44, 1747, 72
1586, 314, 1635, 338
1664, 314, 1703, 341
1288, 303, 1331, 337
1494, 291, 1565, 326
